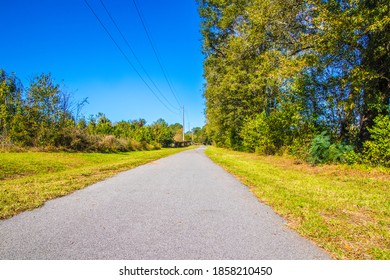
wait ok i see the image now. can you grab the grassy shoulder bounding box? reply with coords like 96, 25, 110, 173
0, 146, 194, 220
205, 146, 389, 260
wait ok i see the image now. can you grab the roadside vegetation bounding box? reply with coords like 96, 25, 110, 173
206, 146, 389, 260
199, 1, 389, 259
0, 147, 194, 219
198, 0, 389, 167
0, 68, 203, 220
0, 69, 209, 152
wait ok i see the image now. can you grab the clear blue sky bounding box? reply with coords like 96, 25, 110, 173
0, 0, 205, 129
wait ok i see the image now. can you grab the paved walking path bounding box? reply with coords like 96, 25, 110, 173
0, 147, 329, 259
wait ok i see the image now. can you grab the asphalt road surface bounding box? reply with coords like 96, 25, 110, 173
0, 147, 329, 259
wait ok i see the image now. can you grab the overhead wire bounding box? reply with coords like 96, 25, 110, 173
83, 0, 179, 115
98, 0, 180, 113
131, 0, 182, 108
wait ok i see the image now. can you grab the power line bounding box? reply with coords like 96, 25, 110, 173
131, 0, 182, 108
83, 0, 179, 115
98, 0, 180, 113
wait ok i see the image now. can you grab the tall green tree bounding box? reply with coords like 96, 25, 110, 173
0, 69, 23, 143
198, 0, 389, 159
25, 73, 71, 146
198, 0, 308, 148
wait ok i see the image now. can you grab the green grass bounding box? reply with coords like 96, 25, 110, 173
205, 146, 389, 260
0, 147, 194, 219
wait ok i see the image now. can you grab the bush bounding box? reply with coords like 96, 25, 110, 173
329, 143, 354, 163
97, 135, 127, 152
240, 103, 303, 155
289, 122, 317, 159
152, 143, 162, 150
69, 130, 92, 151
241, 112, 276, 154
363, 115, 390, 167
343, 149, 362, 165
127, 139, 142, 151
308, 131, 331, 164
308, 131, 353, 164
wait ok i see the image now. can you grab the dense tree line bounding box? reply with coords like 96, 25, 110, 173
198, 0, 389, 166
0, 69, 190, 152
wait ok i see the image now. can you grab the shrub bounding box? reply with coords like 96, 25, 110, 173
241, 103, 303, 155
69, 130, 92, 151
128, 139, 143, 151
289, 123, 317, 160
343, 149, 362, 165
97, 135, 127, 152
240, 112, 276, 154
329, 143, 354, 164
308, 131, 353, 164
308, 131, 331, 164
363, 115, 390, 167
152, 143, 162, 150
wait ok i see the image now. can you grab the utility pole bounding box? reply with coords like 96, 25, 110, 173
182, 105, 185, 141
